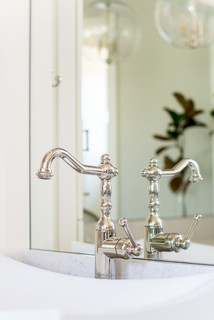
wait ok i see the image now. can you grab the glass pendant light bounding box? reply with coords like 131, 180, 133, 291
155, 0, 214, 49
83, 0, 140, 64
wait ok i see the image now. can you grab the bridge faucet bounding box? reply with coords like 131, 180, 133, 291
142, 158, 203, 259
37, 148, 142, 279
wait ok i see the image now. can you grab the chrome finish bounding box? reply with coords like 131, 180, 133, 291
119, 218, 142, 256
142, 158, 203, 259
37, 148, 142, 279
37, 148, 106, 179
186, 213, 202, 240
119, 218, 137, 248
96, 220, 143, 279
52, 75, 62, 87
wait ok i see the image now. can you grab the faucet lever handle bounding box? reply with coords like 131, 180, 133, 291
119, 218, 137, 247
185, 213, 202, 241
177, 213, 202, 250
119, 218, 143, 256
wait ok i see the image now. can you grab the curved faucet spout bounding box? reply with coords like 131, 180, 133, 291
160, 158, 203, 182
37, 148, 117, 180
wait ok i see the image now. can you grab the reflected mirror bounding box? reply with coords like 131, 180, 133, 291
30, 0, 214, 265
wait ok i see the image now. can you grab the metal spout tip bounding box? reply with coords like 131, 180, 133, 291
194, 213, 202, 220
189, 175, 203, 183
36, 170, 53, 180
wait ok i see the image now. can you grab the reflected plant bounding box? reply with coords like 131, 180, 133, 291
210, 109, 214, 135
153, 92, 206, 216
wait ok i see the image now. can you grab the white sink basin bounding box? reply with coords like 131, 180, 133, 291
1, 253, 214, 319
0, 310, 68, 320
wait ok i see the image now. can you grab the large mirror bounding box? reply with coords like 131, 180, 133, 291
30, 0, 214, 265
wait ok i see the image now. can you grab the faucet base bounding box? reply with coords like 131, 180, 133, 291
95, 257, 116, 279
144, 251, 161, 260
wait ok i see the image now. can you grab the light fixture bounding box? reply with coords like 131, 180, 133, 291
155, 0, 214, 49
83, 0, 140, 64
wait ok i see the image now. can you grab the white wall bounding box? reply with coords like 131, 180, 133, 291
0, 0, 83, 257
31, 0, 83, 252
0, 0, 30, 259
30, 0, 59, 251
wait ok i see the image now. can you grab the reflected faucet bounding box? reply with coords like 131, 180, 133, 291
142, 158, 203, 259
37, 148, 142, 279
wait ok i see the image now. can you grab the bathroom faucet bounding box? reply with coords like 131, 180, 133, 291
142, 158, 203, 259
37, 148, 142, 279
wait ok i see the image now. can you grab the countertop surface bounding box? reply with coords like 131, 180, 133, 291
1, 254, 214, 319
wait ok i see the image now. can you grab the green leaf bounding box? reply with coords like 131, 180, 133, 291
183, 119, 207, 129
173, 92, 188, 111
210, 110, 214, 117
153, 134, 171, 141
173, 92, 197, 114
167, 130, 181, 139
164, 108, 179, 125
186, 99, 194, 111
192, 121, 206, 127
170, 176, 183, 193
164, 108, 187, 127
187, 109, 204, 118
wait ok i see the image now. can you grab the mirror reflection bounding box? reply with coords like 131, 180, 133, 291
30, 0, 214, 265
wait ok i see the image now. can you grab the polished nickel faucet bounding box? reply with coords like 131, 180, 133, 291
142, 158, 203, 259
37, 148, 142, 279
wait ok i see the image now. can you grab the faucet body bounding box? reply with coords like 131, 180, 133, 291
37, 148, 142, 279
142, 158, 203, 259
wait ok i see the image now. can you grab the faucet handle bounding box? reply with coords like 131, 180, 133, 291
119, 218, 142, 256
186, 213, 202, 241
177, 213, 202, 250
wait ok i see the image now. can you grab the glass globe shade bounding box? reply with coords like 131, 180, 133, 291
83, 0, 140, 64
155, 0, 214, 48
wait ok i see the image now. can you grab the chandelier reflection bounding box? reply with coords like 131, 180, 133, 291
155, 0, 214, 49
83, 0, 140, 64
